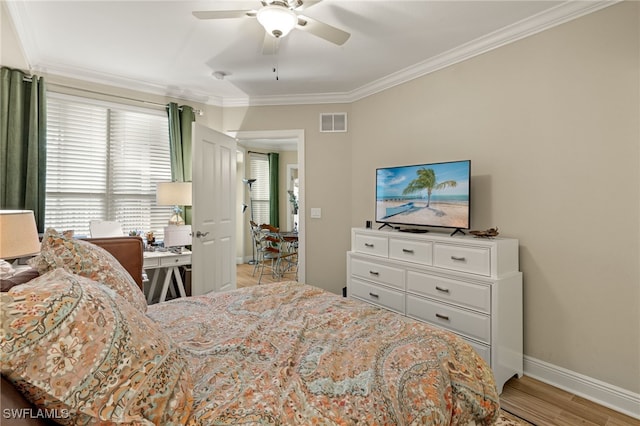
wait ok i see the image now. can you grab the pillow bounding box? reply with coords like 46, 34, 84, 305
0, 268, 193, 425
28, 228, 147, 312
0, 268, 39, 292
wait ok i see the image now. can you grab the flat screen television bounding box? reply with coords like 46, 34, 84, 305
376, 160, 471, 234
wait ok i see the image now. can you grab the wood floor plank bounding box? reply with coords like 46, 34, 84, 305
500, 385, 563, 425
573, 395, 640, 426
501, 376, 640, 426
508, 375, 574, 402
555, 411, 602, 426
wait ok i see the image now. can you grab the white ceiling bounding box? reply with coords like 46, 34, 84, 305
6, 0, 614, 107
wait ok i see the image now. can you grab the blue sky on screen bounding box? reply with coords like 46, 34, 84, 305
377, 161, 470, 197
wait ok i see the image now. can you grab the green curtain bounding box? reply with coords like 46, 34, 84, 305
0, 67, 47, 232
166, 102, 195, 224
268, 152, 279, 228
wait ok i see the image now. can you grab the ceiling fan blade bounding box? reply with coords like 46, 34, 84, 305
192, 10, 256, 20
292, 0, 322, 11
296, 15, 350, 46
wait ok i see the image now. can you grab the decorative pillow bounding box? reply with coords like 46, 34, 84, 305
28, 228, 147, 312
0, 268, 193, 425
0, 268, 39, 292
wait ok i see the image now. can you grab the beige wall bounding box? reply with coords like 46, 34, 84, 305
350, 2, 639, 393
3, 0, 638, 396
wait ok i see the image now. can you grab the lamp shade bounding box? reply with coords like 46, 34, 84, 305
0, 210, 41, 259
156, 182, 192, 206
257, 5, 298, 38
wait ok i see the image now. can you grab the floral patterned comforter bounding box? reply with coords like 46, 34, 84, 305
146, 282, 499, 425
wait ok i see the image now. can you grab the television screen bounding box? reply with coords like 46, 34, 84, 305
376, 160, 471, 231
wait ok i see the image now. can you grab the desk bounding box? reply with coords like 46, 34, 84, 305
143, 250, 191, 304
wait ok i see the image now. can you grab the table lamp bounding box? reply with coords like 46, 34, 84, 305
0, 210, 41, 278
156, 182, 192, 225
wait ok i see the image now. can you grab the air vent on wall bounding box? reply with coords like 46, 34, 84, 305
320, 113, 347, 133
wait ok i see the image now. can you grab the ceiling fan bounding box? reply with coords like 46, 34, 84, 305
193, 0, 351, 49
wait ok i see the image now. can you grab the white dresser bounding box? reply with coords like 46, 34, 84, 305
346, 227, 522, 393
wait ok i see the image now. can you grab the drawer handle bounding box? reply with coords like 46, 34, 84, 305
364, 243, 374, 248
369, 271, 380, 276
402, 248, 414, 254
435, 313, 450, 321
369, 292, 379, 298
435, 286, 450, 293
451, 256, 466, 262
175, 259, 180, 263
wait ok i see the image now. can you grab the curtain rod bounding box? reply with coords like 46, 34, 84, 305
46, 81, 203, 115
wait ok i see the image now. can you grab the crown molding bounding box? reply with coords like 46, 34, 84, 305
30, 62, 223, 106
7, 0, 619, 108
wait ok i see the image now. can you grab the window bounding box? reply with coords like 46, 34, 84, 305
248, 152, 270, 226
45, 93, 173, 237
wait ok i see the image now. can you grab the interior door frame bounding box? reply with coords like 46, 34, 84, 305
228, 129, 305, 284
286, 163, 298, 232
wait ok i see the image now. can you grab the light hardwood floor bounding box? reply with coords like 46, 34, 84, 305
501, 376, 639, 426
237, 261, 286, 288
236, 264, 639, 425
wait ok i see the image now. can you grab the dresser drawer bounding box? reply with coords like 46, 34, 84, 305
349, 278, 405, 314
407, 271, 490, 313
433, 243, 490, 276
389, 238, 432, 265
406, 295, 490, 344
350, 258, 404, 290
353, 234, 388, 257
160, 254, 191, 267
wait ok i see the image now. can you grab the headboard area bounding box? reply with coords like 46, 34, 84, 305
84, 236, 145, 290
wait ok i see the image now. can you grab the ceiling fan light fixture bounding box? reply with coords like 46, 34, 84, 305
257, 5, 297, 38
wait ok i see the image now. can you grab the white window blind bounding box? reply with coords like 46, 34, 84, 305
248, 153, 270, 226
45, 93, 173, 237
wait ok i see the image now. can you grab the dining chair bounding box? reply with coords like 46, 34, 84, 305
255, 224, 280, 284
256, 224, 298, 284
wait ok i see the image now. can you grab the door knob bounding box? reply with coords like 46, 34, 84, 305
196, 231, 209, 238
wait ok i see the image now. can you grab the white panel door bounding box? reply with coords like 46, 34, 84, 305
191, 123, 237, 295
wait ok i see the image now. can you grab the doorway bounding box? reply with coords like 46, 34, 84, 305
230, 129, 305, 284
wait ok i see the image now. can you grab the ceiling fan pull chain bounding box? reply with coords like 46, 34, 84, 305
273, 49, 280, 81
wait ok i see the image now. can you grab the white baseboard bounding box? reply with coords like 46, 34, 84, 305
524, 356, 640, 419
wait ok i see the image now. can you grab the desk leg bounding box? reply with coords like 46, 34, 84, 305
147, 269, 160, 304
168, 278, 177, 299
155, 266, 188, 303
158, 268, 174, 303
173, 267, 187, 298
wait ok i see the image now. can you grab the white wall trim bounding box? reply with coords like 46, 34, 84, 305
524, 356, 640, 419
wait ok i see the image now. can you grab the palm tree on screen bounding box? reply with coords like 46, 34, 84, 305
402, 168, 457, 207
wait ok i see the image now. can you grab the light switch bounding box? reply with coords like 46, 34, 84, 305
310, 208, 322, 219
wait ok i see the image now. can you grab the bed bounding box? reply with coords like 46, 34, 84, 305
1, 229, 499, 425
